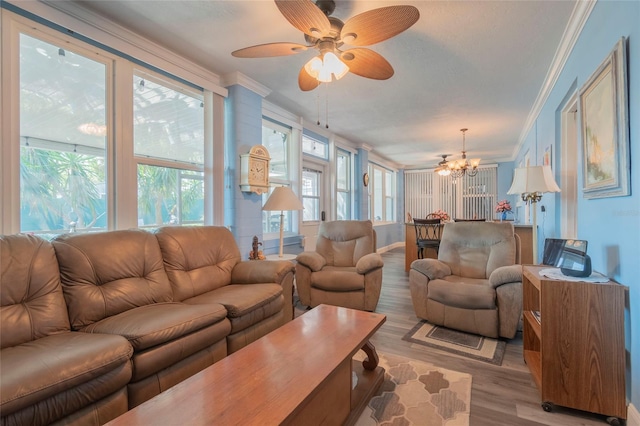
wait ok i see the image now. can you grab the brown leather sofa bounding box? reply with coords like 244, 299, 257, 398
1, 227, 295, 425
0, 234, 134, 426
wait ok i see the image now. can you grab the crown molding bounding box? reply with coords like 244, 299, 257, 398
222, 72, 271, 98
513, 0, 596, 160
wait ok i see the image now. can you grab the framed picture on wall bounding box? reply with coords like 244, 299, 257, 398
578, 37, 630, 199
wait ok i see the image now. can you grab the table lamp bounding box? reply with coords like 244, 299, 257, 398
507, 166, 560, 263
262, 187, 304, 258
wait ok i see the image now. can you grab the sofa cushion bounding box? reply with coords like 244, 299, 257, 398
183, 284, 283, 333
80, 302, 228, 352
316, 220, 375, 267
311, 267, 364, 292
438, 222, 516, 279
0, 332, 132, 416
155, 226, 241, 301
53, 230, 173, 330
1, 234, 71, 349
428, 277, 496, 310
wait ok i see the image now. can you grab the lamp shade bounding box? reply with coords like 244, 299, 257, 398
507, 166, 560, 195
262, 187, 304, 212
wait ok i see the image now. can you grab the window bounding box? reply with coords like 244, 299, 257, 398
19, 33, 109, 233
262, 120, 293, 234
5, 14, 214, 235
133, 72, 204, 227
404, 167, 497, 220
302, 133, 328, 159
369, 164, 396, 223
302, 168, 321, 221
336, 149, 352, 220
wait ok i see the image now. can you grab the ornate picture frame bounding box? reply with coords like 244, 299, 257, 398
578, 37, 630, 199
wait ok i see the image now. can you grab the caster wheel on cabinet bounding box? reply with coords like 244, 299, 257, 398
606, 417, 622, 426
541, 402, 553, 412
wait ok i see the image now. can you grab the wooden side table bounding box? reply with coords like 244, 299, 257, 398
522, 265, 626, 425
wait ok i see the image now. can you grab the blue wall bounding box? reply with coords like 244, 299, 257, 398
513, 1, 640, 411
224, 85, 266, 258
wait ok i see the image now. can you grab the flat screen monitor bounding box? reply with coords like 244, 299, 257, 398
542, 238, 588, 271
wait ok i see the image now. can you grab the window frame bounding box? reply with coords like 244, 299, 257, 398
261, 119, 294, 238
1, 9, 218, 235
369, 163, 396, 223
335, 148, 353, 220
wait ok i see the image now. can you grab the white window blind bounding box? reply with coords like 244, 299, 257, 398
404, 171, 433, 220
405, 167, 497, 221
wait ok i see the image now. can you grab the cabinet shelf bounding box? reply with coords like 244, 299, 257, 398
522, 266, 627, 421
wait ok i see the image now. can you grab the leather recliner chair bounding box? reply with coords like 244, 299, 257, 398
295, 220, 384, 312
409, 222, 523, 339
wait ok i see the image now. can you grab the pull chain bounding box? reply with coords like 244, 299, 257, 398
316, 88, 320, 126
325, 82, 329, 129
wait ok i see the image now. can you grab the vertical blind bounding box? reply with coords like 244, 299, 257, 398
405, 167, 497, 221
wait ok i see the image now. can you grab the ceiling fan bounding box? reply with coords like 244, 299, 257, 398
231, 0, 420, 91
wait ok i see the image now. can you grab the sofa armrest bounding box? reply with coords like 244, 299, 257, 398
356, 253, 384, 274
296, 252, 326, 272
231, 260, 295, 285
410, 259, 451, 280
489, 264, 523, 288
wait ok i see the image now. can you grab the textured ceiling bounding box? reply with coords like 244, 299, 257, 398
66, 0, 576, 168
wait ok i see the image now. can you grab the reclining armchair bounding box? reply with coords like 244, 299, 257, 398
409, 222, 523, 339
296, 220, 384, 312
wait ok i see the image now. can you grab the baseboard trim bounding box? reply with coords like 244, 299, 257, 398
628, 403, 640, 426
377, 242, 404, 254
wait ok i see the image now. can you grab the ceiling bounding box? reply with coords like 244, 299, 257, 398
65, 0, 576, 169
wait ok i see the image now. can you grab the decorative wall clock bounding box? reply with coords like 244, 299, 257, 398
240, 145, 271, 194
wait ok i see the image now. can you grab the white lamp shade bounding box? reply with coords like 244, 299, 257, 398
262, 187, 304, 212
507, 166, 560, 195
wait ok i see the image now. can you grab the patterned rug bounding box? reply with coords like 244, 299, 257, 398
402, 321, 506, 366
355, 352, 471, 426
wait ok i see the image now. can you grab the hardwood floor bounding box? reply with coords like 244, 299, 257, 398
366, 248, 610, 425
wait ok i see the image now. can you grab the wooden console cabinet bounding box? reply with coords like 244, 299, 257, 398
522, 266, 627, 424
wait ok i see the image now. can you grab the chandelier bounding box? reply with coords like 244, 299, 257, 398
434, 128, 481, 178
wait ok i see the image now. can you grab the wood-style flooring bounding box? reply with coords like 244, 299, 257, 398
367, 248, 610, 426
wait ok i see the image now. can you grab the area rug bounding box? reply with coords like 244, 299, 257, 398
402, 321, 506, 366
355, 352, 471, 426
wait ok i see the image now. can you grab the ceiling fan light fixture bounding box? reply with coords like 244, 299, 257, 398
323, 51, 349, 79
304, 52, 349, 82
437, 167, 451, 176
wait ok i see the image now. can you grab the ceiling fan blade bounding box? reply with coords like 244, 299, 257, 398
232, 42, 308, 58
275, 0, 332, 39
341, 6, 419, 46
298, 65, 320, 92
341, 48, 394, 80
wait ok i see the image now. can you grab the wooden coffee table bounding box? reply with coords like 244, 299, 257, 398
106, 304, 386, 425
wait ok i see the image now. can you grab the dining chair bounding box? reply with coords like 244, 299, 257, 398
413, 218, 442, 259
